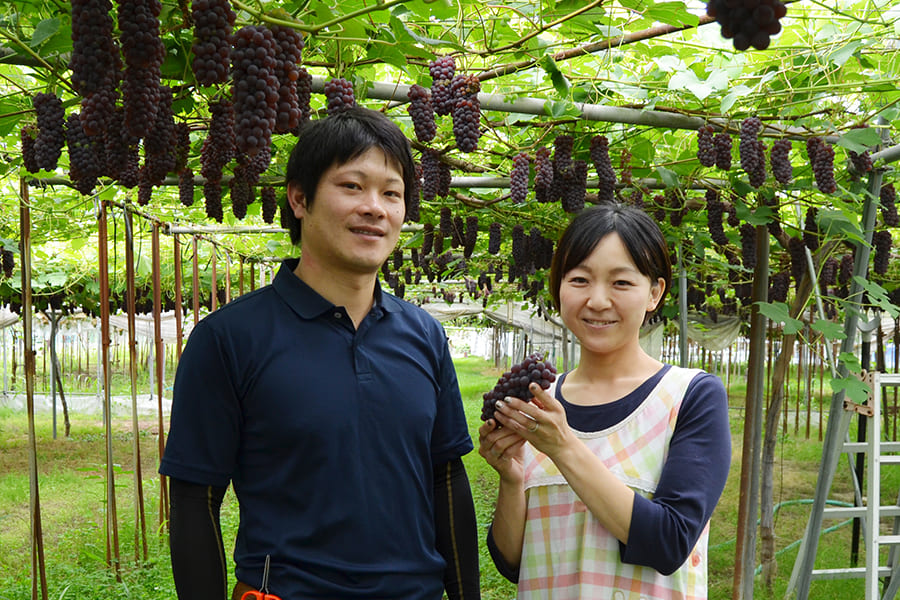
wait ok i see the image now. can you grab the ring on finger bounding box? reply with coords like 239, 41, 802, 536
527, 421, 540, 433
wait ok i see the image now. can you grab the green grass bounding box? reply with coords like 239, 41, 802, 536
0, 357, 897, 599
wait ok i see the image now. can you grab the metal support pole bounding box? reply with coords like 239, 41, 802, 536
173, 234, 184, 359
151, 223, 169, 528
788, 145, 886, 599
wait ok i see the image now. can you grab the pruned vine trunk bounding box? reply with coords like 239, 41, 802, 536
46, 310, 71, 438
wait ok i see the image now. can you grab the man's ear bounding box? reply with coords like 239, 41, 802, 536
286, 182, 307, 219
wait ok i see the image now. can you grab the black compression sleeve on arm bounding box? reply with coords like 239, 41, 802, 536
433, 458, 481, 600
169, 477, 229, 600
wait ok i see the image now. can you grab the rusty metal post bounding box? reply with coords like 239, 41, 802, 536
173, 234, 184, 358
192, 236, 200, 326
239, 255, 245, 296
123, 208, 149, 561
211, 248, 217, 312
250, 260, 255, 291
21, 180, 48, 600
97, 200, 122, 580
151, 223, 169, 527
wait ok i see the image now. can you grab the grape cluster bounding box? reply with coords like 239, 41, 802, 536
119, 0, 165, 140
706, 189, 728, 246
261, 186, 277, 224
714, 132, 733, 170
1, 249, 13, 279
451, 215, 465, 248
104, 106, 140, 187
667, 188, 685, 227
142, 85, 178, 186
591, 135, 617, 203
880, 183, 899, 227
838, 253, 854, 287
488, 222, 501, 255
137, 180, 153, 206
740, 223, 757, 269
770, 139, 792, 184
271, 25, 305, 135
174, 122, 192, 174
763, 195, 784, 238
324, 77, 356, 117
464, 216, 479, 258
201, 100, 236, 185
561, 161, 588, 213
553, 134, 575, 177
450, 74, 481, 152
511, 224, 528, 270
874, 230, 892, 275
820, 256, 838, 287
806, 137, 836, 194
788, 236, 807, 288
229, 176, 251, 220
407, 84, 436, 143
619, 148, 633, 186
204, 181, 223, 222
697, 125, 716, 167
297, 68, 313, 125
66, 112, 104, 195
769, 270, 790, 303
439, 206, 453, 237
70, 0, 120, 137
421, 223, 434, 257
429, 56, 456, 116
849, 150, 873, 178
179, 168, 195, 206
480, 353, 558, 421
803, 207, 819, 251
739, 117, 766, 188
190, 0, 235, 86
812, 143, 837, 194
32, 93, 66, 171
534, 147, 553, 203
232, 26, 278, 156
706, 0, 786, 51
510, 152, 530, 204
20, 126, 39, 173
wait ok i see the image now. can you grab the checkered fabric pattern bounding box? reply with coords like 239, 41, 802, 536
517, 367, 709, 600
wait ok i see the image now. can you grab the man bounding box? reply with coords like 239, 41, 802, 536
160, 107, 480, 599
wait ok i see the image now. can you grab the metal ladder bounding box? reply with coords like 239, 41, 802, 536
787, 371, 900, 599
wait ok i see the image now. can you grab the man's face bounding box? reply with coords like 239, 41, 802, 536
288, 147, 405, 277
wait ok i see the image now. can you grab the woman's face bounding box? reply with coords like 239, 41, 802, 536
558, 233, 665, 357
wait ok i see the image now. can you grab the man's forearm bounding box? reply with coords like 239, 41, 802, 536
169, 477, 229, 600
433, 458, 481, 600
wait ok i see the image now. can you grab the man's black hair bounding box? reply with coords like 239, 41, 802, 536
282, 107, 416, 245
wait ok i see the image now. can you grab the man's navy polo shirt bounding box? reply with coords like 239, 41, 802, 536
160, 258, 473, 599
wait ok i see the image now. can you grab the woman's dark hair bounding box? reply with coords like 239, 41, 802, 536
549, 203, 672, 319
282, 107, 416, 244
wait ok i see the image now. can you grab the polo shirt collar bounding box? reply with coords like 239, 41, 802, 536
273, 258, 402, 319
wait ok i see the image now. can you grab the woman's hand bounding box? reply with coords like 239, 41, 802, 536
478, 416, 526, 484
491, 382, 573, 461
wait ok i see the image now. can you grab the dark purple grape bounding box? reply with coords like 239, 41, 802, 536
481, 352, 558, 421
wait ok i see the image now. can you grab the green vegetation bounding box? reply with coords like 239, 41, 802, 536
0, 357, 896, 599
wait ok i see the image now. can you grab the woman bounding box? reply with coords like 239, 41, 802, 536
479, 203, 731, 599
